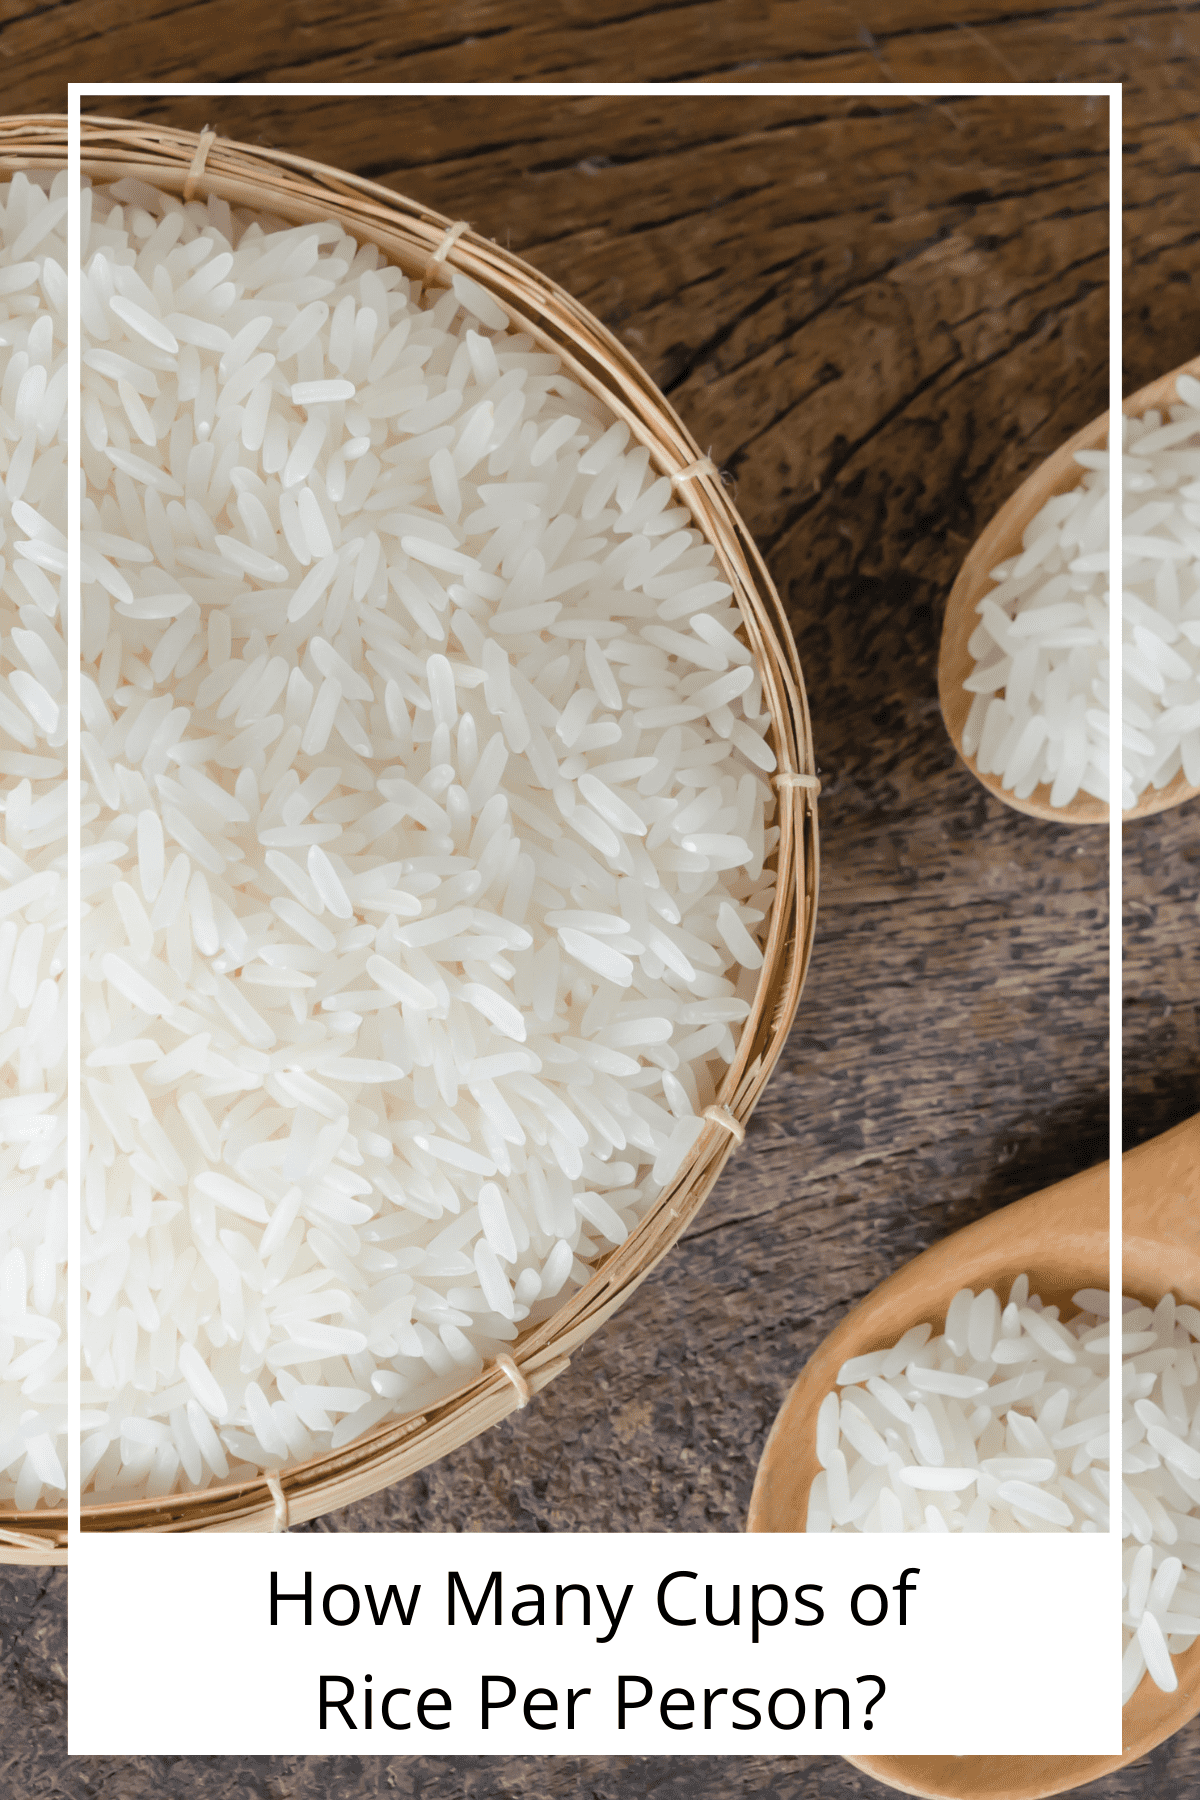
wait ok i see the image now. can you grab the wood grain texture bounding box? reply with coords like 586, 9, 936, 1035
1, 16, 1198, 1797
1, 0, 1196, 92
1118, 15, 1200, 1228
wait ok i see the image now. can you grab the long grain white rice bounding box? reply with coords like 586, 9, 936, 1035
813, 1276, 1200, 1705
0, 172, 67, 1511
80, 178, 778, 1502
961, 387, 1200, 810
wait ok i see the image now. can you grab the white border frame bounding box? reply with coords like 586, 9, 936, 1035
65, 76, 1122, 1758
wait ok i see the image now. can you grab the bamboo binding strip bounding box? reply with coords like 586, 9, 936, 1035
2, 116, 819, 1547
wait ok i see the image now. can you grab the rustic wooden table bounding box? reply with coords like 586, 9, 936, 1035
5, 25, 1200, 1800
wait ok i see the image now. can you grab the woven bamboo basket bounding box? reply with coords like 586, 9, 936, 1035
10, 116, 818, 1546
0, 117, 69, 1565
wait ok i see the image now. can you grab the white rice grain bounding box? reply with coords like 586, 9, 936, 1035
814, 1274, 1200, 1708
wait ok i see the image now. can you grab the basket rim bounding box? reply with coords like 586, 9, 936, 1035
1, 117, 819, 1545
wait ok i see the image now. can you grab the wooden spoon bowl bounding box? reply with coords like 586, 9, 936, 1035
939, 359, 1200, 824
748, 1112, 1200, 1798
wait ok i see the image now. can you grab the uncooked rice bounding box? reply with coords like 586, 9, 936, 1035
962, 383, 1200, 812
80, 178, 779, 1501
811, 1277, 1200, 1705
0, 171, 68, 1512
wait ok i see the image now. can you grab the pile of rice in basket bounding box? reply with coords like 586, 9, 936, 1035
80, 176, 782, 1501
0, 171, 68, 1514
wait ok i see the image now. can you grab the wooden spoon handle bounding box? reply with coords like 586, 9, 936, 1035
1124, 1111, 1200, 1294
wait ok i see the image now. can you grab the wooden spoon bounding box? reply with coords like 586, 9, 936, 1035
938, 358, 1200, 825
748, 1112, 1200, 1799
